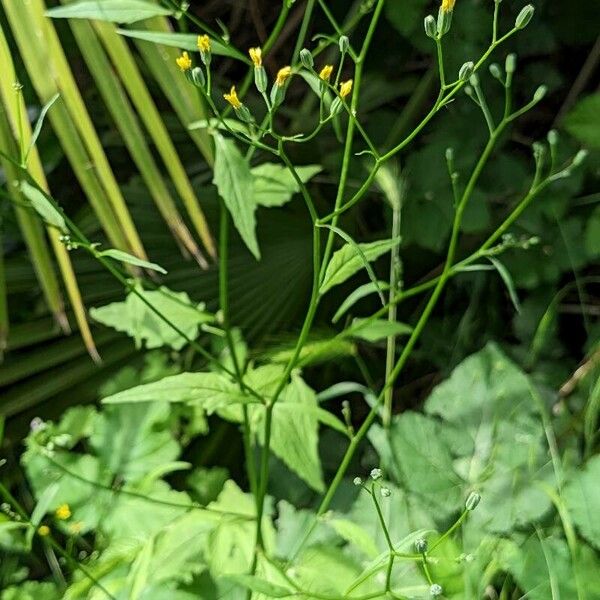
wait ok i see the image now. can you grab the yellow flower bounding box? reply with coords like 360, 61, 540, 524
55, 504, 71, 520
197, 35, 211, 53
176, 51, 192, 71
441, 0, 456, 13
223, 86, 242, 109
249, 47, 262, 67
339, 79, 353, 99
275, 66, 292, 87
38, 525, 50, 537
69, 521, 83, 534
319, 65, 334, 81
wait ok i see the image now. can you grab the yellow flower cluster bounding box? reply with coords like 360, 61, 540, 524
275, 66, 292, 87
340, 79, 353, 99
249, 47, 262, 67
197, 35, 210, 53
319, 65, 334, 81
441, 0, 456, 13
55, 504, 71, 520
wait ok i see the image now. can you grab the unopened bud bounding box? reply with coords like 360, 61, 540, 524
533, 85, 547, 102
515, 4, 534, 30
415, 538, 428, 553
489, 63, 502, 81
329, 96, 343, 117
572, 149, 588, 168
190, 67, 205, 88
430, 584, 443, 597
547, 130, 558, 147
445, 147, 454, 163
353, 477, 362, 486
459, 61, 474, 81
505, 53, 517, 74
465, 492, 481, 511
338, 35, 350, 54
424, 15, 437, 38
300, 49, 314, 69
380, 487, 391, 497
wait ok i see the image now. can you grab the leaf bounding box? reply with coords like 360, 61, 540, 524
563, 454, 600, 548
346, 318, 413, 342
101, 371, 254, 413
90, 285, 213, 350
487, 256, 520, 313
100, 248, 167, 274
225, 575, 293, 598
332, 281, 389, 323
26, 93, 59, 162
320, 237, 400, 295
20, 181, 67, 232
117, 29, 249, 62
213, 133, 259, 259
563, 93, 600, 148
45, 0, 172, 24
267, 373, 325, 492
252, 163, 321, 207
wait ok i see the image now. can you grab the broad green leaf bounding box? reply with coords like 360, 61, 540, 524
46, 1, 172, 24
252, 163, 321, 207
213, 133, 259, 259
320, 238, 400, 294
117, 29, 249, 62
101, 371, 254, 413
563, 454, 600, 548
332, 281, 389, 323
346, 318, 413, 342
225, 574, 293, 597
328, 518, 380, 559
20, 181, 67, 232
564, 93, 600, 148
267, 373, 324, 492
100, 248, 167, 274
90, 285, 213, 350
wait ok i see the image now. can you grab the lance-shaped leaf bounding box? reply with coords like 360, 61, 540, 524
46, 0, 173, 24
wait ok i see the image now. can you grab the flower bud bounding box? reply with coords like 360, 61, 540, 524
353, 476, 362, 486
190, 66, 205, 88
489, 63, 502, 81
547, 129, 558, 147
515, 4, 534, 30
370, 468, 383, 481
339, 35, 350, 54
465, 492, 481, 511
430, 583, 443, 597
458, 61, 474, 81
469, 73, 479, 87
505, 53, 517, 75
329, 96, 343, 117
381, 487, 391, 497
254, 66, 268, 94
300, 48, 314, 69
415, 538, 428, 553
572, 149, 588, 168
424, 15, 437, 38
533, 85, 547, 102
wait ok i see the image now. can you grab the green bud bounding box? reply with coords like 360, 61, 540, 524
424, 15, 437, 38
533, 85, 547, 102
353, 476, 362, 486
465, 492, 481, 511
572, 149, 588, 168
300, 48, 314, 69
430, 584, 443, 597
458, 61, 474, 81
445, 147, 454, 163
380, 487, 391, 497
370, 468, 383, 481
505, 53, 517, 74
329, 96, 343, 117
254, 66, 268, 94
489, 63, 502, 81
339, 35, 350, 54
547, 129, 558, 147
415, 538, 428, 553
190, 66, 205, 88
515, 4, 534, 30
469, 73, 479, 87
